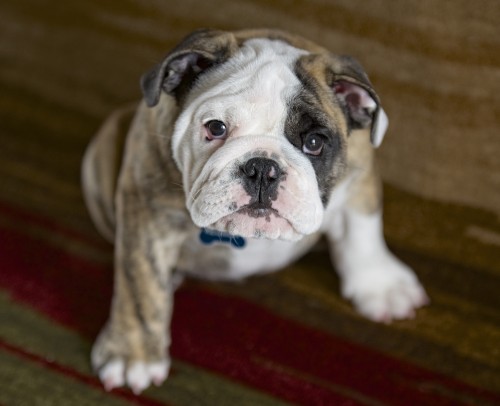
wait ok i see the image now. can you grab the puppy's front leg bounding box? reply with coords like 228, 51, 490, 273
92, 194, 186, 394
330, 208, 428, 322
326, 170, 428, 322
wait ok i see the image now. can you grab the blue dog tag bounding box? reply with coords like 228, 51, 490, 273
199, 228, 246, 249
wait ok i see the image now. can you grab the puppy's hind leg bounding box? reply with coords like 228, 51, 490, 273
81, 104, 137, 242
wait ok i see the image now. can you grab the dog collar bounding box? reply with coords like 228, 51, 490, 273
199, 228, 246, 249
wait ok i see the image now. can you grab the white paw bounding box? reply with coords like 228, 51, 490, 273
98, 358, 170, 394
341, 253, 429, 323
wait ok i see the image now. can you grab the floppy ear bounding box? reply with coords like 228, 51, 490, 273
140, 29, 238, 107
331, 56, 388, 148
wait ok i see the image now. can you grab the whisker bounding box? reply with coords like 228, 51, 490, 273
170, 181, 185, 192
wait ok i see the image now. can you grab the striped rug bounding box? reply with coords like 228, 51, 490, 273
1, 1, 499, 405
1, 201, 499, 405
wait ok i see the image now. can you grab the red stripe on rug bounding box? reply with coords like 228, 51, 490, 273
174, 287, 499, 406
0, 225, 113, 337
0, 200, 110, 250
1, 221, 499, 406
0, 339, 170, 406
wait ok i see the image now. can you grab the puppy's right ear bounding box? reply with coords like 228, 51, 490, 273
329, 55, 389, 147
140, 29, 238, 107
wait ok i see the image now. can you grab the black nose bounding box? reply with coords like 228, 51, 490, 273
241, 157, 282, 205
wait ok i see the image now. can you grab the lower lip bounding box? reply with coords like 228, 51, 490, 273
239, 206, 276, 218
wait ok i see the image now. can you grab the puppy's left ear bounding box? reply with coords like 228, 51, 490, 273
332, 56, 388, 148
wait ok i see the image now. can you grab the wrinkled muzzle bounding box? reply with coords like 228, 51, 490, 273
186, 136, 324, 241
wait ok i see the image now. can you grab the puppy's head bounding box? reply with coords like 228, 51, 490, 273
141, 29, 388, 241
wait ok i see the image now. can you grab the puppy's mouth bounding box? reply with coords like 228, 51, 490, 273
237, 202, 278, 219
209, 203, 302, 241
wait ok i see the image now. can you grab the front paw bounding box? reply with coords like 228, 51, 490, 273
340, 253, 429, 323
91, 323, 170, 394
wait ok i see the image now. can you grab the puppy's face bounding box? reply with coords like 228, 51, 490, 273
141, 30, 386, 241
172, 39, 329, 240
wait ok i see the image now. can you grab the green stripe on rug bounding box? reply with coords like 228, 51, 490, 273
0, 350, 132, 406
0, 291, 289, 406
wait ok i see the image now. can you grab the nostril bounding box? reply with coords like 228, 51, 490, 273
242, 159, 258, 178
268, 164, 279, 181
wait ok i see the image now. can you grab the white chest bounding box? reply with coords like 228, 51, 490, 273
225, 231, 321, 278
178, 227, 321, 281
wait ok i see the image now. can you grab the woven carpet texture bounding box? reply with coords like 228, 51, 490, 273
0, 1, 499, 405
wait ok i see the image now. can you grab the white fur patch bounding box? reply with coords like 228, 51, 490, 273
372, 107, 388, 148
227, 232, 321, 277
172, 39, 324, 241
98, 358, 170, 394
99, 359, 125, 392
329, 209, 429, 322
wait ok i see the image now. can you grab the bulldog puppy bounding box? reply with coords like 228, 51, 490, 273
82, 28, 428, 394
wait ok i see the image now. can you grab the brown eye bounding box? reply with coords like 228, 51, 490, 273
205, 120, 227, 140
302, 133, 324, 155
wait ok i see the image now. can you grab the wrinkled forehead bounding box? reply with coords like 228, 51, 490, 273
183, 38, 347, 137
185, 39, 308, 116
